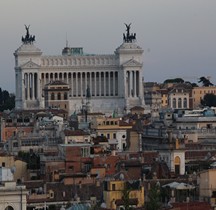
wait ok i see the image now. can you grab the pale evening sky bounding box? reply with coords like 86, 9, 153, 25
0, 0, 216, 92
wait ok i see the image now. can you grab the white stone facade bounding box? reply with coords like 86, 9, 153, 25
14, 35, 145, 115
159, 150, 185, 175
0, 168, 28, 210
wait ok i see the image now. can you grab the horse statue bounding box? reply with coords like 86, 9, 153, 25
123, 23, 136, 43
22, 25, 35, 44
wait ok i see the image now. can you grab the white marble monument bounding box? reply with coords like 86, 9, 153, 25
14, 24, 145, 115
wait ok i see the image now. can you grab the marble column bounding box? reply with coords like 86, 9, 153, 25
134, 71, 137, 97
99, 72, 101, 96
76, 73, 78, 97
90, 72, 92, 96
80, 72, 83, 96
104, 72, 106, 96
32, 73, 35, 100
85, 72, 87, 96
94, 73, 97, 97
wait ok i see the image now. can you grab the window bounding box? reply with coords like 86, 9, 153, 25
50, 192, 54, 198
13, 142, 18, 147
107, 133, 110, 139
64, 92, 68, 100
173, 98, 176, 108
51, 93, 55, 100
113, 133, 116, 139
112, 184, 115, 191
69, 166, 74, 171
57, 92, 61, 100
183, 98, 187, 108
81, 147, 90, 157
207, 124, 212, 129
178, 98, 182, 108
5, 206, 14, 210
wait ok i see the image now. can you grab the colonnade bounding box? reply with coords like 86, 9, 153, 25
41, 71, 119, 98
23, 73, 38, 100
126, 70, 140, 98
22, 70, 141, 102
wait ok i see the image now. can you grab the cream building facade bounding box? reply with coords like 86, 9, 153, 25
192, 86, 216, 109
14, 25, 145, 116
91, 117, 133, 151
168, 84, 191, 110
198, 169, 216, 202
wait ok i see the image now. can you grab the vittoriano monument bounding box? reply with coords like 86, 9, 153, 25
21, 25, 35, 44
14, 23, 145, 115
123, 23, 136, 43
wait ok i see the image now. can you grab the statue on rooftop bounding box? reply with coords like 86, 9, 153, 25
25, 25, 30, 39
125, 23, 131, 36
22, 25, 35, 44
123, 23, 136, 43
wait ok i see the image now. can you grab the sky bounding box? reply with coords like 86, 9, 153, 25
1, 0, 216, 93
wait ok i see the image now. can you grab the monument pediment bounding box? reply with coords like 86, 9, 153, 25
122, 59, 142, 67
20, 60, 40, 69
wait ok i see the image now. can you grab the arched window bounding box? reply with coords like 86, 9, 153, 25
51, 93, 55, 100
5, 206, 14, 210
64, 72, 67, 80
174, 156, 181, 175
59, 73, 62, 79
64, 92, 68, 100
183, 98, 187, 108
173, 98, 176, 108
58, 92, 61, 100
55, 73, 58, 79
178, 98, 182, 108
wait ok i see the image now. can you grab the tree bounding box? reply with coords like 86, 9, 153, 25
201, 93, 216, 107
0, 88, 15, 112
122, 187, 130, 210
184, 81, 198, 87
163, 78, 184, 84
198, 76, 213, 87
146, 184, 161, 210
18, 151, 40, 170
